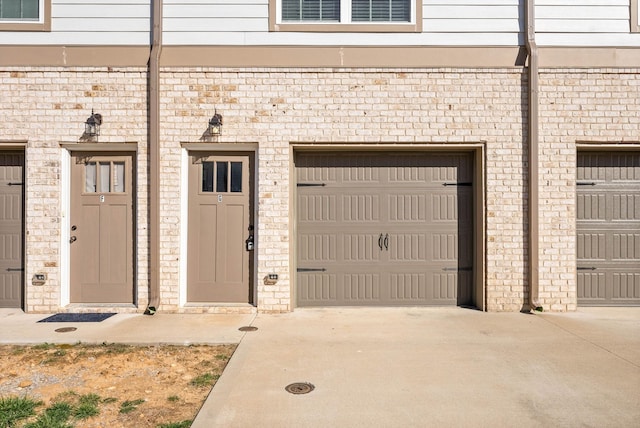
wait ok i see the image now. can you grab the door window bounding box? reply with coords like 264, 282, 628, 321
202, 161, 243, 193
85, 161, 126, 193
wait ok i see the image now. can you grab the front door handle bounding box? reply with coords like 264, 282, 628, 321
378, 234, 383, 251
384, 234, 389, 251
70, 236, 77, 243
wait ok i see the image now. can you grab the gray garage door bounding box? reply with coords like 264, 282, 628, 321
295, 151, 473, 307
577, 152, 640, 306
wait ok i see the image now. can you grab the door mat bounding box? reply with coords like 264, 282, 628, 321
38, 313, 116, 323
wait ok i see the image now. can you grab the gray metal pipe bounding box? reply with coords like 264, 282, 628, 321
526, 0, 542, 312
146, 0, 163, 314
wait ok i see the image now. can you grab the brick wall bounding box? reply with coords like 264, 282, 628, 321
0, 67, 149, 313
3, 65, 636, 313
537, 68, 640, 311
160, 68, 529, 312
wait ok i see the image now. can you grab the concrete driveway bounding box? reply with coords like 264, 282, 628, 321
193, 307, 640, 428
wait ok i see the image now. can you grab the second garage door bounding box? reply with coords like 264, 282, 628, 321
577, 151, 640, 306
295, 151, 473, 307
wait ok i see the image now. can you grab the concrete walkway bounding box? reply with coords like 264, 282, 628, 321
1, 307, 638, 427
193, 308, 639, 428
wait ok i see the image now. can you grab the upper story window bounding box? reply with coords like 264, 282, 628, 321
0, 0, 50, 31
272, 0, 421, 32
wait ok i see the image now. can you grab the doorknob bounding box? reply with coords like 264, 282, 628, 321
383, 234, 389, 251
378, 233, 383, 251
70, 236, 77, 243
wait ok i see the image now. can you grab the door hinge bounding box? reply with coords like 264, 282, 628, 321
297, 268, 327, 272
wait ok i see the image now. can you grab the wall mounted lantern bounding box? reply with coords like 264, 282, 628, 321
208, 111, 223, 136
85, 109, 103, 137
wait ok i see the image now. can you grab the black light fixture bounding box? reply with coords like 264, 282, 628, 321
85, 109, 102, 137
208, 110, 223, 136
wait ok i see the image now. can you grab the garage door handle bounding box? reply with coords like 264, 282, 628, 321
577, 267, 596, 271
576, 182, 596, 186
383, 234, 389, 251
378, 234, 383, 251
297, 268, 327, 272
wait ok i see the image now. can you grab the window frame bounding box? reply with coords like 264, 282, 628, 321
0, 0, 50, 32
632, 0, 639, 33
270, 0, 422, 32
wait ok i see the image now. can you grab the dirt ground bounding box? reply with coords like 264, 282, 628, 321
0, 343, 237, 427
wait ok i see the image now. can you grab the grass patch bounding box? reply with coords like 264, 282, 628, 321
24, 401, 73, 428
33, 343, 55, 351
119, 398, 145, 414
0, 396, 43, 427
19, 392, 105, 427
189, 373, 219, 388
73, 394, 101, 420
167, 395, 180, 402
158, 421, 191, 428
102, 343, 132, 354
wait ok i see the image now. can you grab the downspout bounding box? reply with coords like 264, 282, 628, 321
145, 0, 162, 314
526, 0, 543, 312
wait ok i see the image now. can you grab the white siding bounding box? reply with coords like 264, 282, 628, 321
0, 0, 151, 45
163, 0, 522, 46
1, 1, 638, 48
536, 0, 640, 46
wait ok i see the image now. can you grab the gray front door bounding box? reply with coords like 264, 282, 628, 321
187, 152, 254, 303
70, 152, 134, 303
577, 151, 640, 305
295, 151, 473, 307
0, 152, 24, 308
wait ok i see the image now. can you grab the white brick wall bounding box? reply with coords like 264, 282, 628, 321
160, 68, 529, 312
538, 68, 640, 312
3, 65, 638, 313
0, 67, 149, 313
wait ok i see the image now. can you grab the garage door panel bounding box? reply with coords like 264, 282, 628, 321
612, 273, 640, 300
298, 194, 337, 222
433, 194, 459, 222
432, 233, 458, 261
578, 272, 606, 301
611, 193, 640, 221
298, 273, 337, 303
389, 234, 427, 261
389, 194, 427, 222
577, 151, 640, 306
433, 272, 458, 302
577, 233, 606, 260
390, 273, 428, 300
344, 273, 381, 302
612, 233, 640, 260
343, 234, 383, 262
577, 193, 607, 221
298, 233, 337, 263
610, 153, 640, 180
342, 194, 380, 222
